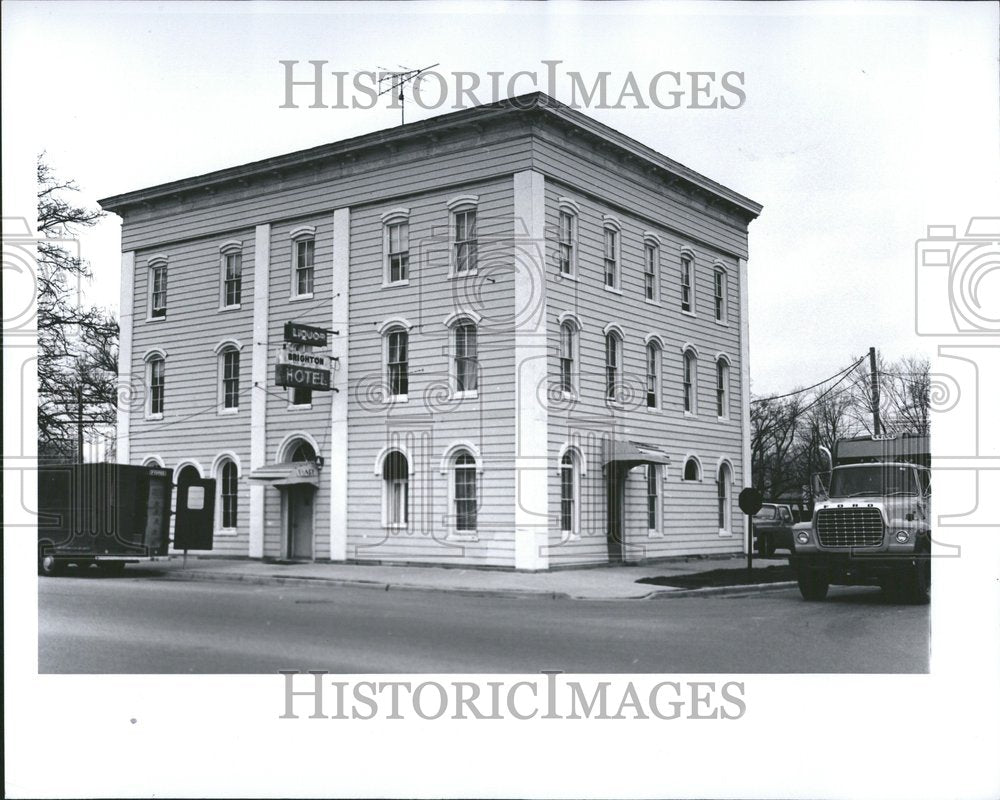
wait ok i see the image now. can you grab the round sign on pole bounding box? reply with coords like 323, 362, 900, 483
738, 487, 764, 516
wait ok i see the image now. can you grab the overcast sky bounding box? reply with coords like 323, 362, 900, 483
4, 0, 998, 395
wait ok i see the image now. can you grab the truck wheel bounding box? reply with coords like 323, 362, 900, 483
904, 552, 931, 605
797, 568, 829, 601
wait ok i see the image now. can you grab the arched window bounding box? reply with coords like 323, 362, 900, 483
560, 449, 581, 539
717, 462, 733, 533
449, 197, 479, 275
148, 257, 168, 318
557, 203, 577, 276
452, 450, 478, 534
680, 252, 694, 313
146, 354, 165, 417
559, 320, 577, 395
386, 327, 409, 399
716, 357, 730, 419
219, 242, 243, 308
713, 267, 727, 322
288, 440, 316, 463
454, 320, 478, 395
219, 459, 239, 529
647, 464, 660, 532
644, 236, 660, 302
176, 464, 201, 487
603, 218, 621, 289
683, 457, 701, 482
290, 228, 316, 298
605, 330, 622, 402
382, 450, 409, 527
683, 349, 698, 414
646, 340, 661, 409
382, 209, 410, 285
219, 346, 241, 411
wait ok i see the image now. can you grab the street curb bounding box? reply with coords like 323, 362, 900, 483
151, 568, 797, 601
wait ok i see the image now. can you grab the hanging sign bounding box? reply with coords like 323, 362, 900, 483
284, 322, 328, 347
275, 363, 331, 390
278, 345, 329, 370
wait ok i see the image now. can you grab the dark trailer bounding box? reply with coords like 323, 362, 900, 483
37, 463, 215, 576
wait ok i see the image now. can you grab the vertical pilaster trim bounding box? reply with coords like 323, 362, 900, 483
329, 207, 350, 562
739, 256, 752, 554
249, 223, 271, 559
513, 170, 549, 571
117, 251, 135, 464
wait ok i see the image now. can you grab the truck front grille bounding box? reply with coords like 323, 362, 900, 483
816, 508, 884, 548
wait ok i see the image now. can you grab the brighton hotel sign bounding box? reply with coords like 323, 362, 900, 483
275, 321, 333, 391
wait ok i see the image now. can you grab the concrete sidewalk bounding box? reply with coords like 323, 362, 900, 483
126, 554, 796, 600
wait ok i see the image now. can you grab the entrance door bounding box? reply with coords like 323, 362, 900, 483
606, 465, 626, 563
287, 485, 314, 560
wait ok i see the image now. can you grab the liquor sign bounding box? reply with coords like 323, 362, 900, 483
278, 345, 329, 370
275, 363, 332, 391
284, 321, 328, 347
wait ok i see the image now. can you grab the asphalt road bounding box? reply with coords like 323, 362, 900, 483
38, 574, 929, 673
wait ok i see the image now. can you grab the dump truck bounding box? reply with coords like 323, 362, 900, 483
790, 434, 931, 603
37, 463, 215, 576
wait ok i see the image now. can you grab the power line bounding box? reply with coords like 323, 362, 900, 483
751, 355, 866, 405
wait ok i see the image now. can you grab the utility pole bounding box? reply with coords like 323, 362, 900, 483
869, 346, 881, 437
77, 384, 85, 464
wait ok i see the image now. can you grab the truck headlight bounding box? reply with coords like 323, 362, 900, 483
894, 530, 910, 544
796, 531, 810, 544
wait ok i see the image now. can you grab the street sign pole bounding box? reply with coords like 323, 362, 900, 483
738, 487, 764, 584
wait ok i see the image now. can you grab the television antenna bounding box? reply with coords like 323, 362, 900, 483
377, 63, 439, 125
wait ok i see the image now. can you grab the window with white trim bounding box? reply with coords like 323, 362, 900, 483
452, 450, 478, 534
385, 218, 410, 284
714, 267, 727, 322
560, 449, 581, 539
717, 462, 733, 533
683, 457, 701, 482
221, 249, 242, 307
716, 358, 730, 418
683, 349, 697, 414
453, 207, 478, 274
149, 259, 167, 318
559, 320, 577, 395
219, 459, 238, 529
290, 387, 312, 407
454, 320, 478, 395
558, 209, 576, 276
644, 241, 659, 302
293, 237, 315, 297
220, 346, 240, 411
646, 340, 661, 409
603, 225, 620, 289
147, 355, 165, 417
680, 252, 694, 313
605, 330, 622, 402
647, 464, 660, 532
382, 450, 409, 527
386, 327, 409, 399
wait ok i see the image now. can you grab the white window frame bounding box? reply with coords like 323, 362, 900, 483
713, 264, 728, 324
287, 385, 313, 409
716, 354, 731, 420
643, 233, 661, 304
444, 311, 481, 400
219, 241, 243, 310
441, 443, 482, 541
377, 448, 410, 530
381, 208, 411, 287
147, 255, 168, 321
379, 318, 413, 403
646, 464, 663, 537
289, 226, 317, 300
717, 460, 733, 536
604, 324, 624, 406
556, 198, 580, 279
681, 344, 699, 416
447, 195, 479, 277
645, 334, 663, 412
143, 349, 167, 420
682, 455, 703, 483
214, 339, 243, 415
559, 446, 583, 542
212, 453, 241, 535
680, 249, 696, 315
557, 314, 581, 398
602, 215, 622, 293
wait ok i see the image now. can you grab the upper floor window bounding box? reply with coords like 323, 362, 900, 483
646, 340, 661, 409
716, 357, 730, 419
290, 387, 312, 407
145, 352, 166, 418
149, 257, 168, 319
219, 346, 241, 411
714, 266, 727, 322
643, 236, 660, 302
449, 197, 479, 275
605, 329, 622, 402
382, 210, 410, 285
386, 327, 409, 399
680, 252, 694, 313
603, 218, 621, 290
453, 319, 478, 395
683, 348, 698, 414
559, 319, 578, 395
219, 242, 243, 308
290, 226, 316, 298
557, 201, 579, 277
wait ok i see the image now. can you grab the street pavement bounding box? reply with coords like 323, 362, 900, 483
38, 572, 929, 673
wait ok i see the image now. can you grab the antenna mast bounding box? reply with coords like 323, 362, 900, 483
377, 63, 439, 125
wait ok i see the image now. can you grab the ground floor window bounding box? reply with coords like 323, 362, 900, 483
717, 462, 732, 533
647, 464, 659, 532
383, 450, 409, 527
453, 451, 477, 533
560, 449, 581, 538
220, 459, 238, 528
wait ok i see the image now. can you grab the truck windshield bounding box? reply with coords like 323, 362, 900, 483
754, 506, 777, 520
829, 465, 918, 498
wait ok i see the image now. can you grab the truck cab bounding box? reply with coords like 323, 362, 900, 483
791, 435, 931, 603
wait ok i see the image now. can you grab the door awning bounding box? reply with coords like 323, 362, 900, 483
603, 440, 671, 468
248, 462, 320, 487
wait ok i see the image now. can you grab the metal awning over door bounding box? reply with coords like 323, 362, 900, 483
602, 440, 671, 469
248, 462, 320, 487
